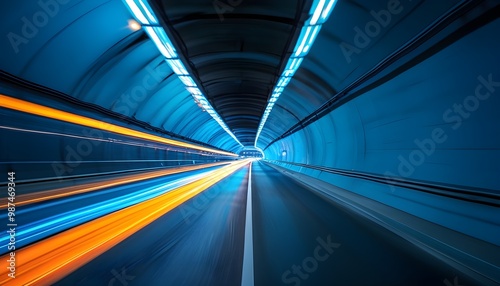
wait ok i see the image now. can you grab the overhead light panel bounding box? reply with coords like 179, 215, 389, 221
137, 0, 158, 24
254, 0, 338, 146
123, 0, 243, 148
309, 0, 326, 25
179, 76, 197, 87
321, 0, 338, 22
186, 87, 202, 95
124, 0, 149, 24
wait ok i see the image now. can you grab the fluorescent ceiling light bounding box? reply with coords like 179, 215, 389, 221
309, 0, 326, 25
274, 87, 284, 94
144, 27, 176, 59
254, 0, 338, 146
294, 26, 313, 57
187, 87, 202, 95
166, 59, 188, 75
151, 27, 177, 58
138, 0, 157, 24
124, 0, 149, 24
308, 25, 321, 46
179, 76, 196, 87
321, 0, 338, 21
123, 0, 243, 148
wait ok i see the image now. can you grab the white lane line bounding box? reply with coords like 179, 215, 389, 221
241, 162, 254, 286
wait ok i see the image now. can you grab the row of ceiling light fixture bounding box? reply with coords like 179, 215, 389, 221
123, 0, 243, 147
123, 0, 337, 149
254, 0, 338, 147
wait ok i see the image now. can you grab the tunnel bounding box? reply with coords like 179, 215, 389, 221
0, 0, 499, 285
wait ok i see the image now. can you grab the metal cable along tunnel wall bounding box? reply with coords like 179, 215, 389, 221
0, 0, 499, 285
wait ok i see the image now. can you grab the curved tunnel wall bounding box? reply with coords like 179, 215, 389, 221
266, 19, 500, 189
0, 0, 241, 152
0, 100, 235, 183
0, 0, 498, 247
261, 2, 500, 245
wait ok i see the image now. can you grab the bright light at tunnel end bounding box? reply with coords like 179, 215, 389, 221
123, 0, 243, 148
254, 0, 338, 148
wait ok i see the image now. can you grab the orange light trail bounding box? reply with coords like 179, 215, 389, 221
0, 94, 237, 157
0, 162, 229, 209
0, 159, 251, 286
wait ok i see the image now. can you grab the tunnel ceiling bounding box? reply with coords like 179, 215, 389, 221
148, 0, 313, 146
1, 0, 477, 155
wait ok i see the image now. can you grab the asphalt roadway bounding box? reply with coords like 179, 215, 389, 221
56, 161, 476, 285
